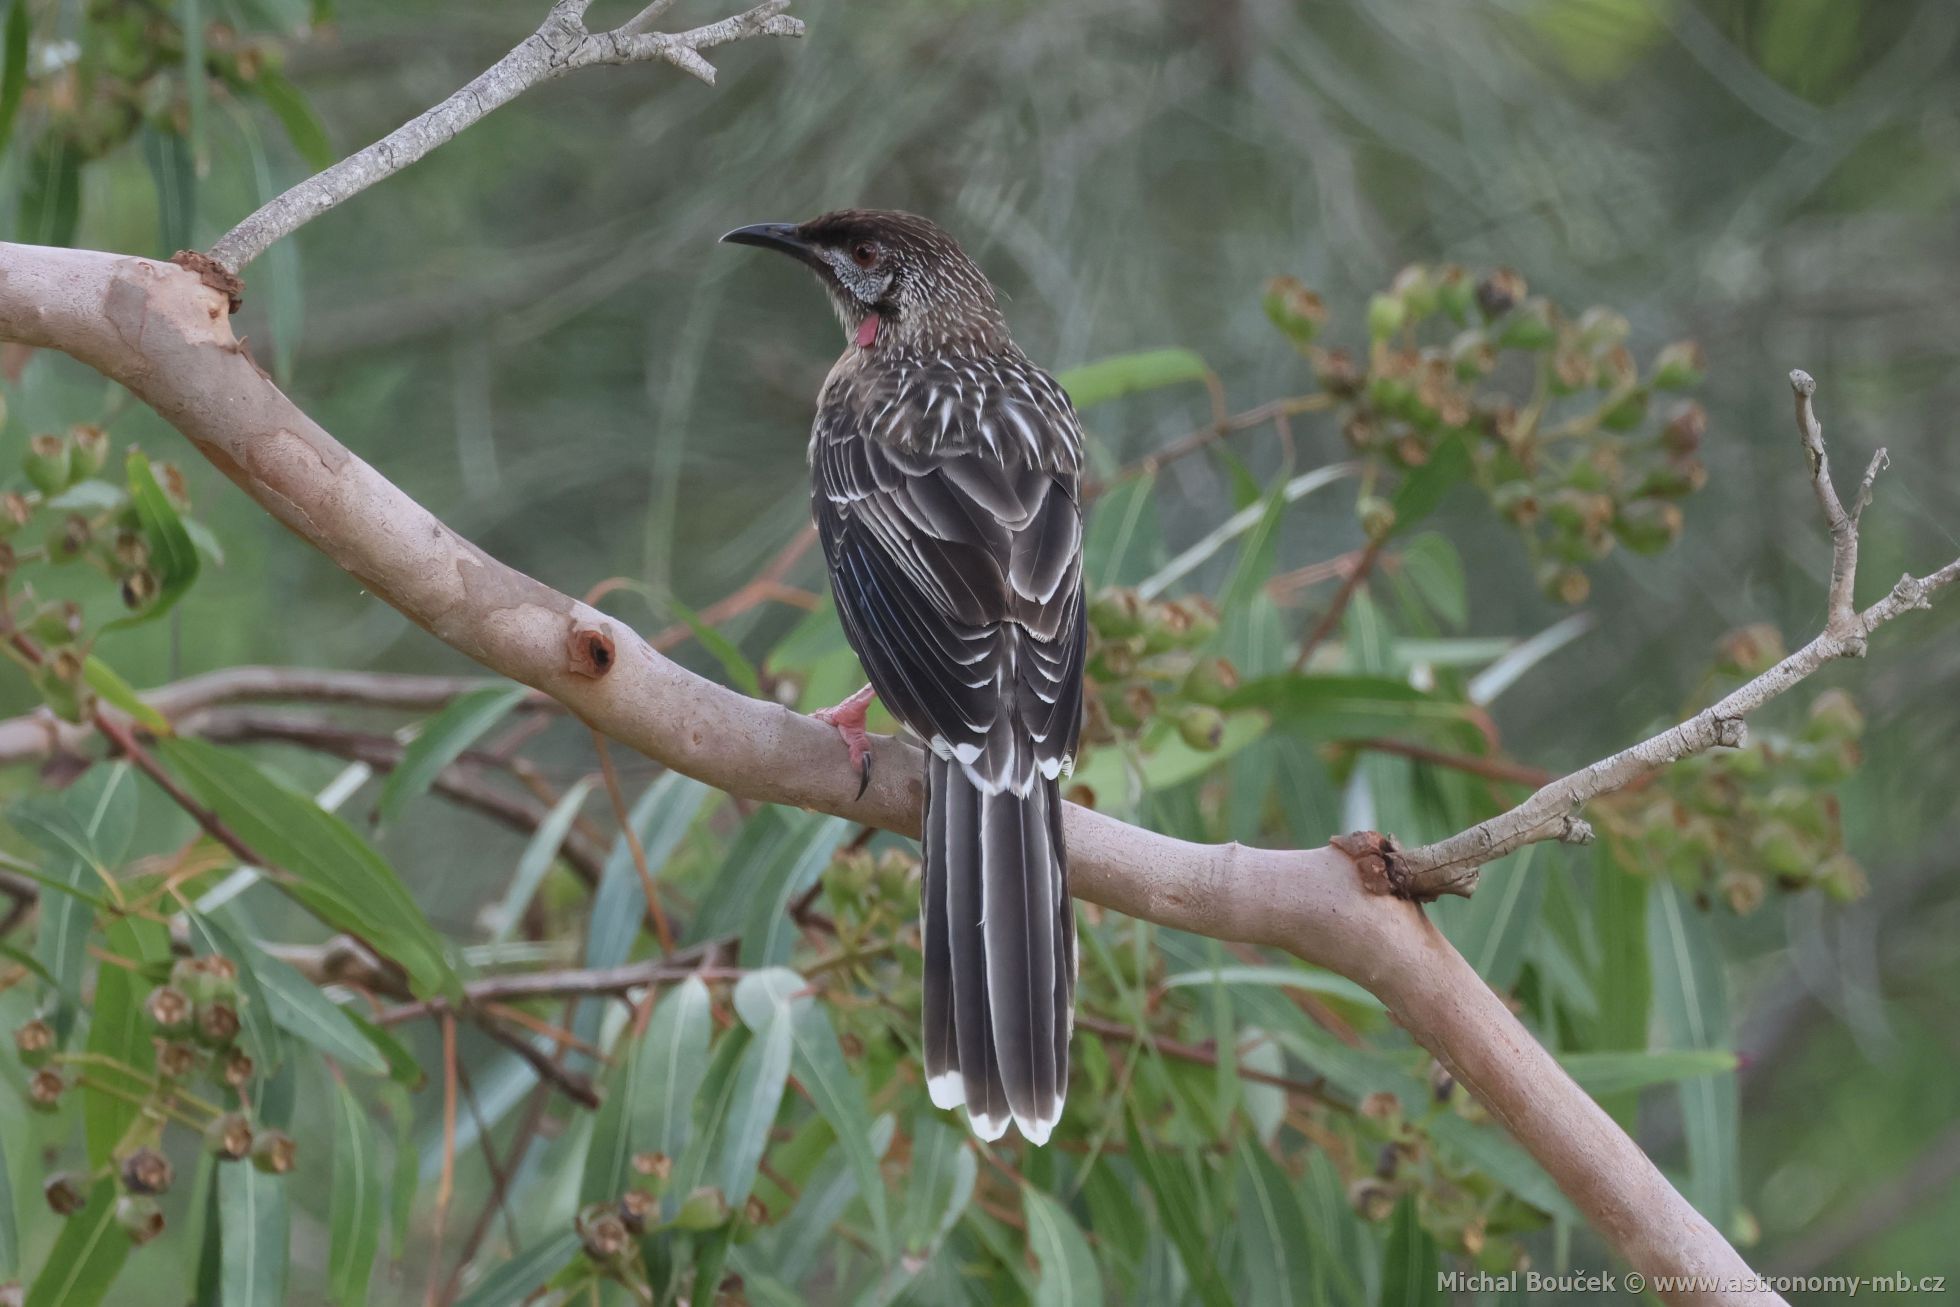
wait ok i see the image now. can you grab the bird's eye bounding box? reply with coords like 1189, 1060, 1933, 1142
851, 242, 879, 269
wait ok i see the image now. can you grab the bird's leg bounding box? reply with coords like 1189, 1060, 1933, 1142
812, 683, 878, 799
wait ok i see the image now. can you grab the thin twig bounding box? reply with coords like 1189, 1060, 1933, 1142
427, 1011, 459, 1307
205, 0, 806, 272
1292, 535, 1386, 671
1387, 371, 1957, 897
592, 729, 676, 953
1345, 738, 1552, 788
1084, 394, 1332, 499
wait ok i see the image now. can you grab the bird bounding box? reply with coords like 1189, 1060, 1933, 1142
723, 210, 1085, 1145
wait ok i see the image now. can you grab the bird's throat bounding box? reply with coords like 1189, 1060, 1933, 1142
856, 313, 881, 349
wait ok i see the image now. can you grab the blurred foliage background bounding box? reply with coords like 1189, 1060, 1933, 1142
0, 0, 1956, 1303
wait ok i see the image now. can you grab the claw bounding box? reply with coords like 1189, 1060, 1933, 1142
813, 684, 877, 798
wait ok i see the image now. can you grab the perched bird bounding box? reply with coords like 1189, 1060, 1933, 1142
724, 210, 1085, 1145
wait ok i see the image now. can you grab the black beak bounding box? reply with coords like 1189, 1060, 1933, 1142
720, 222, 820, 266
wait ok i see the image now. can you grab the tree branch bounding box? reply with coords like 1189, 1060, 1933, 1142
203, 0, 804, 273
0, 242, 1810, 1305
1384, 371, 1956, 899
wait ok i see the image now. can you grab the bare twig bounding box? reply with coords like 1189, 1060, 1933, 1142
205, 0, 805, 272
1386, 371, 1956, 898
0, 666, 525, 769
1083, 394, 1331, 499
1291, 535, 1385, 671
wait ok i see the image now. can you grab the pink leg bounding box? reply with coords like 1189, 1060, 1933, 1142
812, 683, 877, 798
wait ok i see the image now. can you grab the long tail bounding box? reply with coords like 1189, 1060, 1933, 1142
921, 754, 1075, 1144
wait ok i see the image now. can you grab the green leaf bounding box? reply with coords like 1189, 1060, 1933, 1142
583, 772, 713, 972
631, 975, 714, 1174
1024, 1187, 1101, 1307
244, 932, 390, 1076
1160, 963, 1379, 1009
1056, 348, 1209, 409
1389, 433, 1469, 533
329, 1082, 383, 1305
1395, 532, 1467, 629
345, 1006, 424, 1088
1649, 881, 1739, 1233
1377, 1195, 1443, 1307
453, 1232, 582, 1307
669, 1026, 753, 1210
1125, 1112, 1233, 1307
1557, 1048, 1738, 1096
0, 1127, 16, 1279
219, 1163, 289, 1307
1229, 674, 1485, 751
1234, 1138, 1312, 1307
487, 776, 595, 943
24, 1180, 126, 1307
82, 657, 171, 733
18, 763, 134, 1037
181, 0, 206, 168
860, 1116, 974, 1305
255, 70, 336, 170
376, 683, 528, 825
159, 737, 456, 997
732, 969, 891, 1254
384, 1084, 418, 1258
19, 136, 81, 248
1592, 859, 1651, 1128
105, 451, 201, 630
665, 595, 762, 696
139, 125, 197, 255
0, 0, 28, 152
85, 914, 171, 1168
1435, 843, 1544, 990
717, 976, 797, 1206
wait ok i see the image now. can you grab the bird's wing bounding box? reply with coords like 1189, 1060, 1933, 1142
813, 375, 1084, 797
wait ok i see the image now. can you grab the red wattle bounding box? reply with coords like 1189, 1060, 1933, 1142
856, 313, 880, 349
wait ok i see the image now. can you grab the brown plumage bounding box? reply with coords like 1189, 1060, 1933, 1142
725, 210, 1084, 1143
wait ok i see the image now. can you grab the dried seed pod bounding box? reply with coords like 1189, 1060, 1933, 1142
618, 1188, 655, 1234
115, 1194, 164, 1246
221, 1048, 255, 1089
120, 1147, 174, 1196
154, 1039, 200, 1081
27, 1067, 65, 1112
145, 985, 194, 1037
251, 1129, 297, 1174
577, 1204, 631, 1262
13, 1018, 54, 1067
631, 1151, 673, 1185
43, 1172, 88, 1216
205, 1111, 254, 1161
1475, 268, 1527, 320
194, 1001, 241, 1049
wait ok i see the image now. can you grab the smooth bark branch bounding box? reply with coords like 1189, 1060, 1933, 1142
1388, 372, 1957, 898
0, 243, 1787, 1305
203, 0, 804, 273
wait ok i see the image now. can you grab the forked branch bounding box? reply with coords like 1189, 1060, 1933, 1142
203, 0, 804, 273
1382, 370, 1957, 898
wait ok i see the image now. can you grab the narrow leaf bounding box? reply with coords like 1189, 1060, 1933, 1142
24, 1181, 127, 1307
219, 1163, 289, 1307
488, 776, 595, 943
1377, 1195, 1443, 1307
82, 656, 171, 733
1024, 1187, 1101, 1307
376, 683, 528, 825
453, 1232, 582, 1307
1056, 348, 1209, 409
329, 1083, 382, 1305
159, 738, 456, 996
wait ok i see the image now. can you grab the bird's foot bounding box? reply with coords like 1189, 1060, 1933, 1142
813, 683, 877, 799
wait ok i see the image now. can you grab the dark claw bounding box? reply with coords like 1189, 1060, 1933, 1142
855, 751, 873, 800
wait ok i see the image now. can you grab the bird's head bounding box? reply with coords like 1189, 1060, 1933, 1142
722, 209, 1007, 354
